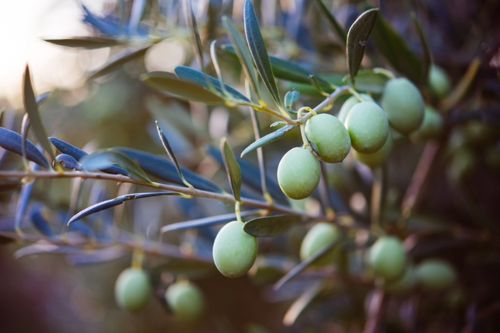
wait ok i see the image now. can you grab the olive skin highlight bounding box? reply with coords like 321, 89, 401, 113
165, 281, 205, 321
345, 101, 389, 153
338, 94, 374, 123
277, 147, 320, 199
367, 236, 407, 281
114, 268, 151, 311
305, 114, 351, 163
212, 221, 258, 278
381, 78, 425, 134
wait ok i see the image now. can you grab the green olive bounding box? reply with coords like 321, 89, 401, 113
416, 259, 457, 291
367, 236, 406, 281
338, 94, 374, 123
412, 106, 443, 140
353, 131, 393, 168
305, 114, 351, 163
345, 101, 389, 153
381, 78, 425, 134
165, 281, 205, 321
212, 221, 258, 278
385, 266, 417, 295
277, 147, 320, 199
114, 268, 151, 311
428, 65, 450, 98
300, 223, 340, 265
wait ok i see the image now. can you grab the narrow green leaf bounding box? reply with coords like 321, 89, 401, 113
43, 36, 121, 49
155, 120, 190, 187
220, 138, 241, 201
244, 0, 281, 105
23, 66, 55, 163
161, 210, 259, 233
240, 125, 295, 158
142, 72, 224, 104
89, 44, 152, 79
185, 0, 205, 68
244, 214, 302, 237
371, 15, 424, 84
346, 8, 379, 83
80, 149, 152, 183
412, 13, 432, 82
313, 0, 346, 45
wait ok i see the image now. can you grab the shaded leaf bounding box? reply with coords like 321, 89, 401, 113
89, 44, 152, 79
142, 71, 224, 105
161, 210, 259, 233
412, 13, 432, 81
30, 206, 54, 237
244, 0, 281, 105
220, 138, 241, 201
313, 0, 346, 44
43, 36, 121, 49
0, 127, 48, 167
371, 15, 424, 84
283, 281, 323, 326
14, 171, 37, 232
346, 8, 379, 82
80, 149, 151, 182
155, 121, 190, 186
68, 191, 179, 225
241, 125, 295, 158
23, 66, 55, 162
185, 0, 205, 68
244, 214, 302, 237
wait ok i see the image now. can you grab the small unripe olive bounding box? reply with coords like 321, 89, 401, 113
353, 131, 393, 168
381, 78, 425, 134
428, 65, 450, 98
385, 266, 417, 295
277, 147, 320, 199
305, 114, 351, 163
416, 259, 457, 291
345, 101, 389, 153
412, 106, 443, 140
367, 236, 406, 281
300, 223, 340, 265
212, 221, 258, 278
338, 94, 374, 123
114, 268, 151, 311
165, 281, 205, 321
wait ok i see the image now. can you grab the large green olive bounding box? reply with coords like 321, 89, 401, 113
305, 114, 351, 163
114, 268, 151, 311
428, 65, 450, 98
412, 106, 443, 140
416, 259, 457, 291
385, 265, 417, 295
367, 236, 406, 281
300, 222, 340, 265
345, 101, 389, 153
277, 147, 320, 199
338, 94, 374, 123
381, 78, 425, 134
165, 281, 205, 321
353, 131, 393, 168
212, 221, 258, 278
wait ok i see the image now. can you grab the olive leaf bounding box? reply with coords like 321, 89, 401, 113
240, 124, 295, 158
220, 138, 241, 201
30, 206, 55, 237
161, 210, 259, 233
0, 128, 49, 167
23, 66, 56, 163
283, 281, 323, 326
412, 13, 432, 82
346, 8, 379, 83
244, 214, 302, 237
89, 44, 152, 79
313, 0, 346, 45
43, 37, 121, 49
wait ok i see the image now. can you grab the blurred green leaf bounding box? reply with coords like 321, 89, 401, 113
186, 0, 205, 68
348, 68, 391, 94
241, 125, 295, 158
89, 44, 152, 79
371, 15, 424, 84
313, 0, 346, 45
244, 0, 281, 105
346, 8, 379, 83
43, 37, 121, 49
283, 281, 323, 326
22, 66, 55, 163
412, 13, 432, 81
244, 214, 302, 237
221, 138, 241, 201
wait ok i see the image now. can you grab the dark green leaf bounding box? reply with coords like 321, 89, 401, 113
220, 138, 241, 201
161, 210, 259, 233
243, 0, 281, 105
348, 68, 391, 94
22, 66, 55, 163
43, 36, 121, 49
0, 127, 48, 167
371, 15, 424, 84
244, 214, 302, 237
241, 125, 295, 158
80, 149, 152, 182
185, 0, 205, 68
68, 191, 178, 225
313, 0, 346, 45
346, 8, 379, 83
89, 44, 152, 79
30, 207, 54, 237
412, 13, 432, 82
142, 71, 224, 104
